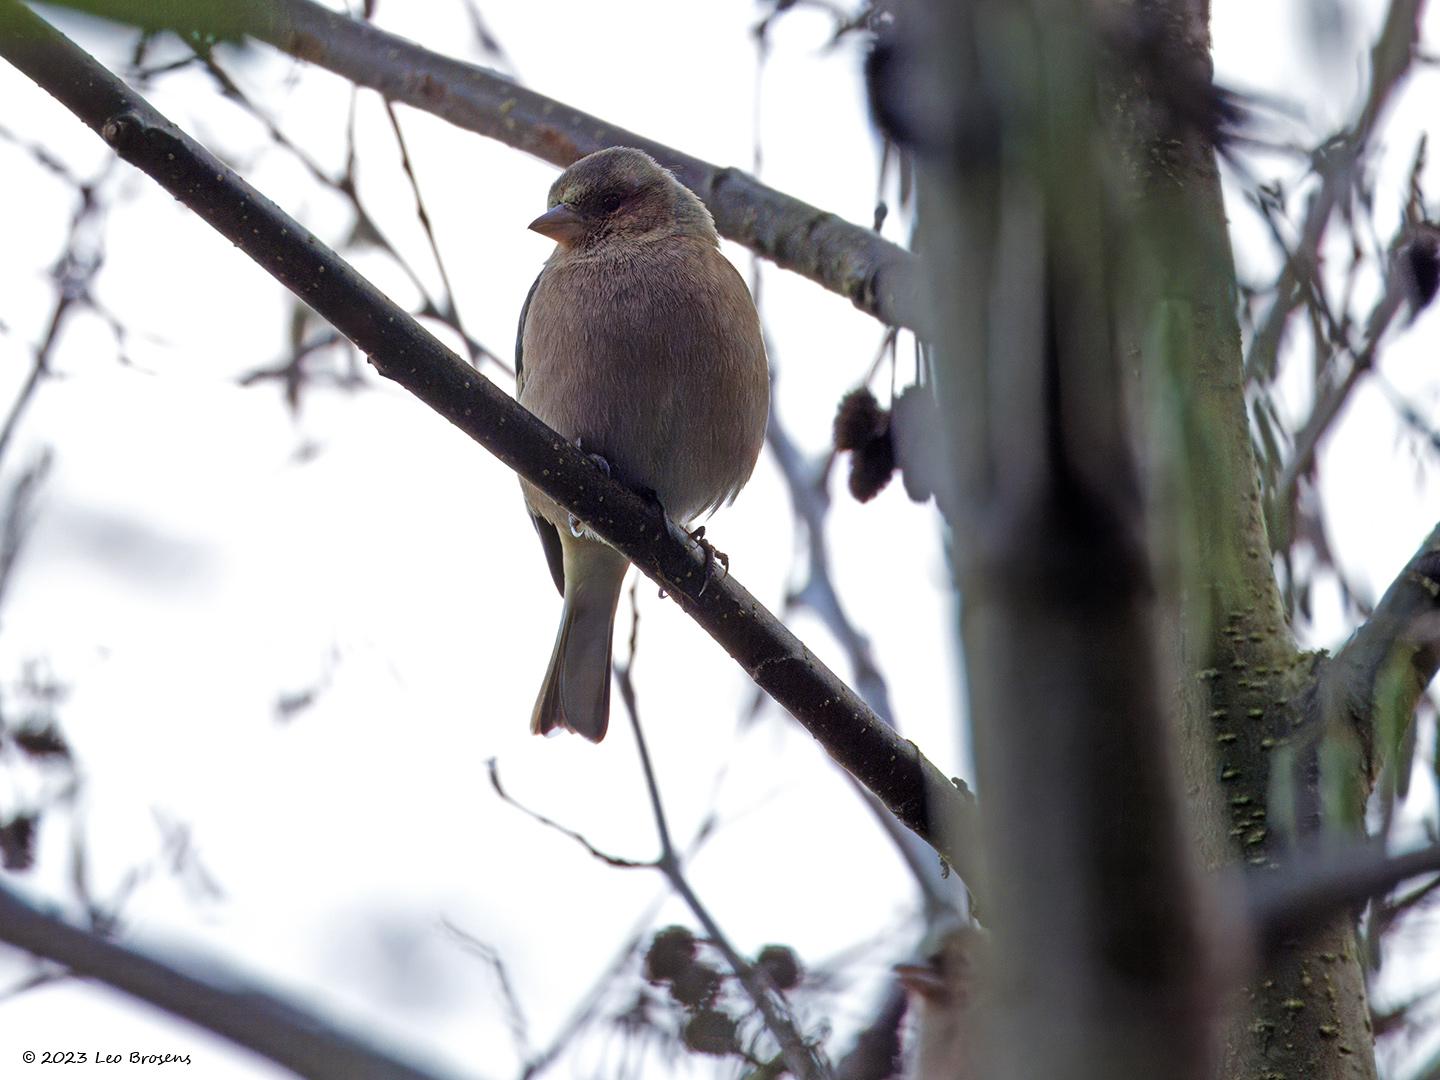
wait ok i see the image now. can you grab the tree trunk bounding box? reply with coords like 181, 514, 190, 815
1123, 4, 1380, 1078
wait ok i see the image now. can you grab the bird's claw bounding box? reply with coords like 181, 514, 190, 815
574, 436, 611, 477
568, 440, 612, 537
689, 526, 729, 597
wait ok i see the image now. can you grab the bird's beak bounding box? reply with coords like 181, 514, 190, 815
528, 204, 586, 246
894, 962, 948, 1001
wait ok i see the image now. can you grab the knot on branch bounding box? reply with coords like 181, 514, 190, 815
100, 111, 147, 148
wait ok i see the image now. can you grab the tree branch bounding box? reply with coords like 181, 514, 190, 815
0, 881, 458, 1080
1327, 520, 1440, 774
0, 3, 974, 879
615, 614, 829, 1080
1245, 840, 1440, 949
40, 0, 929, 337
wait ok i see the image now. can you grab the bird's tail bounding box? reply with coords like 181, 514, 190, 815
531, 540, 628, 742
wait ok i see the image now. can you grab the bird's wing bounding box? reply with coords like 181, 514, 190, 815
516, 270, 566, 596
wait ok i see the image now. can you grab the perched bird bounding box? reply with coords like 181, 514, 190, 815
894, 925, 985, 1080
516, 147, 769, 741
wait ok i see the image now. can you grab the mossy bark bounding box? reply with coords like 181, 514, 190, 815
1123, 5, 1380, 1078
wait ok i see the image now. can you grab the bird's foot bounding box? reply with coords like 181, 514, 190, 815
574, 437, 612, 476
689, 525, 729, 597
567, 440, 613, 537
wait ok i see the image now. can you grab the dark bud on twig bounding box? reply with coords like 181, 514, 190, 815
682, 1009, 740, 1056
850, 438, 896, 503
670, 962, 722, 1009
0, 813, 37, 871
756, 944, 802, 991
11, 723, 70, 760
834, 387, 888, 450
1397, 222, 1440, 318
644, 925, 697, 983
834, 388, 896, 502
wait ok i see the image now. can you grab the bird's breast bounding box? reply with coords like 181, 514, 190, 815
518, 241, 768, 525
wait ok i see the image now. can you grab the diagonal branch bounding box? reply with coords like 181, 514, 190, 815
1245, 839, 1440, 949
1327, 520, 1440, 772
0, 881, 459, 1080
0, 2, 973, 880
39, 0, 929, 337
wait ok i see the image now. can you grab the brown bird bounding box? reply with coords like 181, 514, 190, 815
516, 147, 769, 741
894, 925, 985, 1080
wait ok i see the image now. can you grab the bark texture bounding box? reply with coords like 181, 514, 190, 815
1121, 4, 1384, 1078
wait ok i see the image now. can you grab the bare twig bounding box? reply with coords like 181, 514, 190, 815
615, 605, 831, 1080
0, 450, 51, 619
485, 760, 649, 870
1268, 260, 1410, 550
440, 920, 531, 1064
0, 163, 113, 464
380, 98, 498, 371
756, 290, 959, 915
516, 899, 663, 1080
193, 53, 505, 377
1243, 0, 1425, 382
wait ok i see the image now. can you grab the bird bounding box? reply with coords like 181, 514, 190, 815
516, 147, 769, 742
894, 924, 985, 1080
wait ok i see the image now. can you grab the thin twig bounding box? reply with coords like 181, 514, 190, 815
0, 169, 112, 465
485, 759, 650, 870
1268, 267, 1409, 551
615, 603, 832, 1080
194, 53, 505, 377
516, 898, 663, 1080
1243, 0, 1424, 382
380, 99, 497, 371
440, 920, 532, 1063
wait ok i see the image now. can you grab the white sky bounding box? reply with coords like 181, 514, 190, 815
0, 0, 1436, 1077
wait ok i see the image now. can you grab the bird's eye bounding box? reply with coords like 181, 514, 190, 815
594, 189, 630, 215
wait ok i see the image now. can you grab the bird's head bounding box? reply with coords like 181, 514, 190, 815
529, 147, 716, 250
